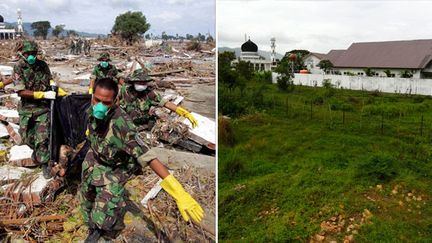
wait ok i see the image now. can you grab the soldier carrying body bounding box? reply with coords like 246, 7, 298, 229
81, 78, 204, 242
11, 40, 66, 178
119, 68, 198, 131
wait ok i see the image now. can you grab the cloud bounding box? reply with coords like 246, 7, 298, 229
0, 0, 214, 35
152, 11, 182, 24
218, 1, 432, 53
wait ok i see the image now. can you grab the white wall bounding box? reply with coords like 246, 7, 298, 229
334, 68, 421, 78
272, 73, 432, 96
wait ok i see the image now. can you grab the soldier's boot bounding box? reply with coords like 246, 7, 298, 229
85, 228, 102, 243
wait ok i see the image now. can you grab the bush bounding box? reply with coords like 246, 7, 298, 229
277, 75, 294, 92
221, 150, 244, 177
219, 117, 236, 146
356, 154, 398, 183
413, 96, 425, 103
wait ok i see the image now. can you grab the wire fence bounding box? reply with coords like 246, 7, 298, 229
258, 94, 431, 141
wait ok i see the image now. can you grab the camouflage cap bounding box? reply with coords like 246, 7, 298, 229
97, 52, 111, 61
21, 40, 39, 53
127, 69, 153, 82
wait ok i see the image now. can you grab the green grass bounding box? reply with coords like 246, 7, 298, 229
219, 83, 432, 242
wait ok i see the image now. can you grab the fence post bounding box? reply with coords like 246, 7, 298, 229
310, 102, 313, 120
420, 114, 424, 136
343, 110, 345, 125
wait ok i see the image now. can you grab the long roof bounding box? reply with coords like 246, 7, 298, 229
331, 39, 432, 69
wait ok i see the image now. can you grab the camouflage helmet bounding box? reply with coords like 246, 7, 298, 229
127, 69, 153, 82
97, 52, 111, 61
21, 40, 39, 54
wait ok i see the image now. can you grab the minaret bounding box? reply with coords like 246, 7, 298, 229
270, 37, 276, 63
17, 8, 23, 36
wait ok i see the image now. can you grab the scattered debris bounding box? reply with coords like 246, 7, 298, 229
0, 38, 215, 242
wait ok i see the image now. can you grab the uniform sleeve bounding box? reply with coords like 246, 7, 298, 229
149, 90, 168, 106
113, 114, 157, 167
118, 85, 127, 109
11, 64, 26, 92
90, 66, 98, 80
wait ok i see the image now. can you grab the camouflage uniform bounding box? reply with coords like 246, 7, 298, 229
12, 46, 52, 165
91, 53, 120, 83
119, 69, 167, 128
119, 85, 167, 128
80, 106, 157, 232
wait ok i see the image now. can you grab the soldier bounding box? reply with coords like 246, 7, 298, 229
88, 52, 122, 94
119, 69, 198, 130
11, 40, 66, 178
81, 78, 204, 242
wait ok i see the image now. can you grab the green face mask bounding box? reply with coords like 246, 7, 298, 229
27, 55, 36, 65
100, 61, 109, 68
92, 102, 109, 120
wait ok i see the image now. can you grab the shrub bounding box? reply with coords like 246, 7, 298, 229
219, 116, 236, 146
356, 154, 398, 183
221, 150, 244, 177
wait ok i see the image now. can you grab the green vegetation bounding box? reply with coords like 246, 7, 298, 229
112, 11, 150, 45
219, 75, 432, 241
31, 21, 51, 40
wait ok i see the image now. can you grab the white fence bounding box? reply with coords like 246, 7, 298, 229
272, 73, 432, 96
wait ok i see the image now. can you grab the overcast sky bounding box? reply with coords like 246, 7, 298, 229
218, 0, 432, 54
0, 0, 215, 36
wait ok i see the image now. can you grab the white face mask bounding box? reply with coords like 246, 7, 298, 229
134, 84, 148, 91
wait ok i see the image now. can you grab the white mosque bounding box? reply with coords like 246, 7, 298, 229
232, 36, 277, 71
0, 9, 24, 40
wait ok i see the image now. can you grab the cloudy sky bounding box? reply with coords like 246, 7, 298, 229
0, 0, 215, 36
218, 0, 432, 54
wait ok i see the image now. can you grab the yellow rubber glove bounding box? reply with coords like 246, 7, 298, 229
0, 82, 4, 89
58, 87, 68, 97
33, 91, 56, 99
33, 91, 45, 99
175, 107, 198, 128
160, 174, 204, 223
88, 87, 93, 94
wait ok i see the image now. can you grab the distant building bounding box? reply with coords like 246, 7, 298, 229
306, 39, 432, 79
0, 15, 17, 40
232, 37, 276, 72
0, 9, 23, 40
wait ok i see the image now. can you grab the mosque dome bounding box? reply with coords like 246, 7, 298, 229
0, 15, 4, 23
241, 39, 258, 52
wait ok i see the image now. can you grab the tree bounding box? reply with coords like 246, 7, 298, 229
218, 51, 238, 88
318, 59, 334, 74
31, 21, 51, 39
186, 34, 194, 40
206, 34, 214, 43
400, 70, 413, 78
161, 31, 169, 40
112, 11, 150, 45
52, 25, 65, 38
384, 69, 392, 77
145, 33, 151, 39
197, 33, 205, 42
277, 49, 309, 75
235, 60, 254, 81
364, 68, 376, 77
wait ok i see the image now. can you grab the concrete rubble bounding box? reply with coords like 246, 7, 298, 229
0, 37, 215, 242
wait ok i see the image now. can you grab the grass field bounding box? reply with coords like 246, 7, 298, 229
218, 82, 432, 242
